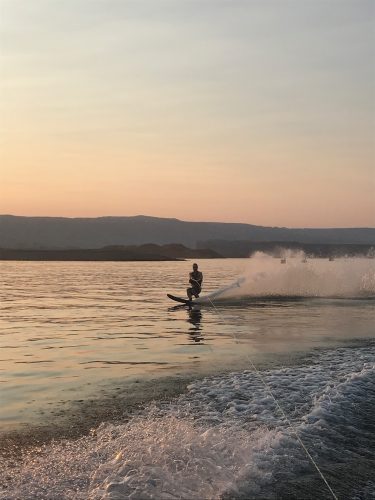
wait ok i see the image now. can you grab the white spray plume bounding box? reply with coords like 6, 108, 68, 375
200, 252, 375, 301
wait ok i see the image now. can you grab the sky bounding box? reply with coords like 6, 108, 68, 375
0, 0, 374, 227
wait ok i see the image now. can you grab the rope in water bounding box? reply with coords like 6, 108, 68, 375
203, 294, 338, 500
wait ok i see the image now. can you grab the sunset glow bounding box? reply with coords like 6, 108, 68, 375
1, 0, 374, 227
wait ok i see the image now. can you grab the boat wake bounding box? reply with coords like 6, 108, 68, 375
2, 343, 375, 499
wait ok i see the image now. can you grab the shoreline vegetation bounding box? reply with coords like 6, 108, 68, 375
0, 241, 373, 261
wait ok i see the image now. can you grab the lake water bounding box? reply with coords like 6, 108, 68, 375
0, 256, 374, 499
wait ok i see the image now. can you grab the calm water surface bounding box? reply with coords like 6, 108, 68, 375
0, 258, 374, 429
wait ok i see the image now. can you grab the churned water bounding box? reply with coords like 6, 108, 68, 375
0, 255, 374, 499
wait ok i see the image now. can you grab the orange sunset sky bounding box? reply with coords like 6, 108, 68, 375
1, 0, 374, 227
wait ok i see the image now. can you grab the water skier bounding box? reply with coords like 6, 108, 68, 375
187, 263, 203, 301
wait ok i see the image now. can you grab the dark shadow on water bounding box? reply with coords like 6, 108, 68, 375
202, 295, 375, 309
187, 307, 204, 343
167, 304, 205, 343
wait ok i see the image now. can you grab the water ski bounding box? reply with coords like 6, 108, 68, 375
167, 294, 193, 306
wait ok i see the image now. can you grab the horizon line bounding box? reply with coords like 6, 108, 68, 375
0, 214, 374, 230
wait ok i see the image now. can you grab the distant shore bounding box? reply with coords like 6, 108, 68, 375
0, 244, 221, 261
197, 240, 375, 259
0, 241, 373, 261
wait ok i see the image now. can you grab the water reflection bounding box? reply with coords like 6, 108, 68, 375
187, 307, 204, 343
3, 259, 374, 429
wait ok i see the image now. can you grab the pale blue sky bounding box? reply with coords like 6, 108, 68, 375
1, 0, 374, 226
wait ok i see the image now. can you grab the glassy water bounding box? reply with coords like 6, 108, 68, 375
0, 259, 247, 427
0, 256, 374, 499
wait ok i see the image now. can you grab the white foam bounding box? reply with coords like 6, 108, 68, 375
199, 254, 375, 301
88, 418, 278, 499
1, 344, 374, 499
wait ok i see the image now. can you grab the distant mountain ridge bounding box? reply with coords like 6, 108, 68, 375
197, 240, 374, 258
0, 215, 374, 249
0, 244, 220, 261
